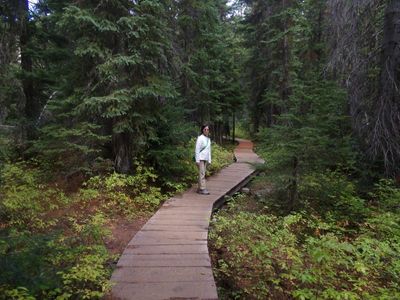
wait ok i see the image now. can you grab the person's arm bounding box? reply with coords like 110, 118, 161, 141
208, 138, 211, 164
195, 136, 203, 163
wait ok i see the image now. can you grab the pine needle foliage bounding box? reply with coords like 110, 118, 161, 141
31, 0, 178, 174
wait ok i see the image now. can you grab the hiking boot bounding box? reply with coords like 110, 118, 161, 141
197, 189, 210, 195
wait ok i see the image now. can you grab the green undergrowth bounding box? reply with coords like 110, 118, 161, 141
234, 122, 251, 140
0, 141, 233, 299
209, 177, 400, 300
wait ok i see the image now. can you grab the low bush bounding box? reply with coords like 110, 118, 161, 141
368, 179, 400, 213
209, 190, 400, 300
0, 136, 12, 167
0, 163, 116, 298
0, 162, 70, 231
81, 162, 166, 217
0, 215, 112, 299
299, 171, 369, 222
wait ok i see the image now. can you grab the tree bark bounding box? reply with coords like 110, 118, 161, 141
369, 0, 400, 175
113, 130, 133, 174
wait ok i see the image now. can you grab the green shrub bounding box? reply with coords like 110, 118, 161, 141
69, 213, 111, 244
0, 163, 115, 299
209, 194, 400, 300
0, 287, 35, 300
299, 171, 369, 222
0, 219, 112, 299
369, 179, 400, 212
57, 252, 112, 299
30, 122, 108, 176
233, 122, 251, 139
0, 162, 69, 231
0, 232, 62, 298
148, 143, 195, 186
210, 196, 303, 299
81, 162, 166, 217
0, 135, 13, 168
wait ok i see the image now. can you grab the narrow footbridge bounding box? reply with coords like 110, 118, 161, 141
111, 139, 263, 300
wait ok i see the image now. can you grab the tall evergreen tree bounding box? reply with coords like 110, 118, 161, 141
175, 0, 244, 140
243, 0, 299, 132
33, 0, 176, 174
242, 0, 355, 208
326, 0, 400, 176
369, 0, 400, 176
0, 1, 24, 126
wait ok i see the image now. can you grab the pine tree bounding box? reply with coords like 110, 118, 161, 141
33, 0, 177, 174
243, 0, 355, 209
325, 0, 400, 175
243, 0, 299, 132
175, 0, 244, 140
0, 1, 23, 125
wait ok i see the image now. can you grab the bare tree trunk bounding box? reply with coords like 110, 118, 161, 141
113, 129, 132, 174
212, 121, 223, 145
325, 0, 382, 139
369, 0, 400, 175
325, 0, 400, 175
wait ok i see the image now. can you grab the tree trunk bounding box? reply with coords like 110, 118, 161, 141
369, 0, 400, 175
113, 131, 132, 174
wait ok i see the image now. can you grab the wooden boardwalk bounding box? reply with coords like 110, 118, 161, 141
111, 139, 263, 300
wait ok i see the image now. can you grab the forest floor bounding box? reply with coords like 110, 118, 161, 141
105, 216, 148, 255
53, 173, 151, 256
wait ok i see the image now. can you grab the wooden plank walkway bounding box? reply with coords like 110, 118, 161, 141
111, 139, 263, 300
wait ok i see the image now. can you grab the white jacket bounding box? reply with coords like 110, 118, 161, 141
195, 134, 211, 163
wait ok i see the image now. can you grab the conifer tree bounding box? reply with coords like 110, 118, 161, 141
33, 0, 176, 174
326, 0, 400, 176
243, 0, 299, 132
174, 0, 244, 139
0, 1, 23, 126
242, 0, 355, 209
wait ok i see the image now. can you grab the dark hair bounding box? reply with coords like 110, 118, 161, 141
200, 124, 209, 134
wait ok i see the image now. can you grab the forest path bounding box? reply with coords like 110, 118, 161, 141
111, 139, 263, 300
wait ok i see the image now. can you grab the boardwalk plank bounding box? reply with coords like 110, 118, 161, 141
112, 282, 218, 300
117, 254, 211, 267
124, 244, 210, 255
112, 266, 214, 283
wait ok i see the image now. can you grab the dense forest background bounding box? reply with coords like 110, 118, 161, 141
1, 0, 400, 299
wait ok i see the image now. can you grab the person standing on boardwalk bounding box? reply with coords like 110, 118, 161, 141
195, 125, 211, 195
